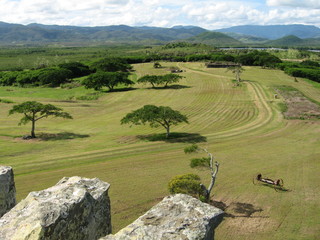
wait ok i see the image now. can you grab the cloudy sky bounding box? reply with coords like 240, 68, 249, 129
0, 0, 319, 29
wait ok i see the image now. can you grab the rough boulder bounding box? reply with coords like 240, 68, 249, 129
101, 194, 224, 240
0, 176, 111, 240
0, 166, 16, 218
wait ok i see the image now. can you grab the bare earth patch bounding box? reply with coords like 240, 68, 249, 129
211, 200, 277, 235
276, 86, 320, 119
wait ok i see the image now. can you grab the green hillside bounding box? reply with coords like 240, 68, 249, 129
267, 35, 320, 47
187, 32, 242, 46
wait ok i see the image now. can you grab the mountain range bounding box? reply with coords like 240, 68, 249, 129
215, 24, 320, 40
0, 21, 319, 47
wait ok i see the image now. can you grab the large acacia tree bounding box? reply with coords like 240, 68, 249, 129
9, 101, 72, 138
137, 74, 183, 88
121, 105, 188, 138
82, 72, 133, 91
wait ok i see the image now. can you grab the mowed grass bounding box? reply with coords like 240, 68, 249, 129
0, 62, 319, 240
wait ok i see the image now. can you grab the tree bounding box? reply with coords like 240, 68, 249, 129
82, 72, 133, 91
184, 144, 220, 202
121, 105, 188, 138
58, 62, 91, 78
37, 68, 73, 87
137, 74, 183, 88
137, 75, 159, 88
227, 65, 244, 84
153, 62, 162, 68
90, 58, 132, 72
161, 74, 183, 87
9, 101, 72, 138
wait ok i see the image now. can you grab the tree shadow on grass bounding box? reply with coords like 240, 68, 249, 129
147, 85, 191, 90
137, 132, 207, 143
38, 132, 90, 141
102, 87, 137, 93
210, 201, 268, 219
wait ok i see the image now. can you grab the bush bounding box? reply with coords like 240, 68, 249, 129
168, 173, 201, 196
38, 68, 73, 86
236, 50, 282, 67
284, 67, 320, 83
58, 62, 91, 78
0, 72, 20, 86
300, 60, 320, 68
190, 157, 210, 168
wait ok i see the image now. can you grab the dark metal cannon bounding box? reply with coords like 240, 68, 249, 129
253, 173, 284, 191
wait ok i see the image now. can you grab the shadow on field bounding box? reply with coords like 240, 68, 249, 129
260, 183, 291, 192
211, 201, 268, 219
147, 85, 191, 90
38, 132, 90, 141
137, 132, 207, 143
103, 87, 137, 93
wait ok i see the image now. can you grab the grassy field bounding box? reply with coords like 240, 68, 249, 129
0, 62, 319, 239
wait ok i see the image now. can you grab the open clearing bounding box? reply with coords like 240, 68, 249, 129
0, 62, 319, 240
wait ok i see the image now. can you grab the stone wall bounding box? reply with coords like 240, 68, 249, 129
0, 176, 111, 240
0, 166, 16, 218
101, 194, 224, 240
0, 167, 223, 240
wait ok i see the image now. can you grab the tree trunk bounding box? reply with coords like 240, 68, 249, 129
31, 120, 36, 138
165, 126, 170, 138
206, 161, 219, 202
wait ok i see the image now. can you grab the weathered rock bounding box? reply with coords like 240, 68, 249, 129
0, 176, 111, 240
101, 194, 224, 240
0, 166, 16, 218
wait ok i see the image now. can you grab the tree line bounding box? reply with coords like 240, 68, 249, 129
277, 60, 320, 83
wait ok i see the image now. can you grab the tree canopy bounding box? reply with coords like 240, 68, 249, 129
137, 74, 183, 88
121, 105, 188, 138
58, 62, 91, 78
90, 57, 133, 72
82, 72, 133, 91
9, 101, 72, 138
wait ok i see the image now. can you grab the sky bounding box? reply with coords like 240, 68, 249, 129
0, 0, 319, 29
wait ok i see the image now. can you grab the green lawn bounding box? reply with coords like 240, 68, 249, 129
0, 62, 319, 239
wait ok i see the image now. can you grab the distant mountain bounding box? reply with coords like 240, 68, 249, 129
0, 22, 207, 43
223, 32, 268, 44
0, 21, 319, 47
186, 32, 241, 46
267, 35, 304, 46
215, 24, 320, 40
267, 35, 320, 47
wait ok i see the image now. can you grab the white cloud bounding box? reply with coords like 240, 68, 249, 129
0, 0, 319, 28
267, 0, 320, 9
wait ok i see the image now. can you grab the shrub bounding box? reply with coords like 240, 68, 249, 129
168, 173, 202, 196
190, 157, 211, 168
0, 72, 20, 86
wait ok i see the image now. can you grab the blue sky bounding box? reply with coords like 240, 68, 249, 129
0, 0, 319, 29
